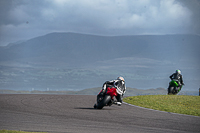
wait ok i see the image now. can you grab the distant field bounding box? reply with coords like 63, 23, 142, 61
0, 88, 198, 96
123, 95, 200, 116
0, 130, 46, 133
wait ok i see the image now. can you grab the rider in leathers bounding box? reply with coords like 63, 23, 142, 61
169, 70, 184, 93
97, 77, 126, 105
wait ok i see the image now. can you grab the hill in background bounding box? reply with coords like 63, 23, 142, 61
0, 33, 199, 91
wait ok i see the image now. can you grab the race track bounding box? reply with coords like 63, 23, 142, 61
0, 94, 200, 133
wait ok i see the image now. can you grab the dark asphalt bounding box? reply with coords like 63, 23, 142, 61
0, 94, 199, 133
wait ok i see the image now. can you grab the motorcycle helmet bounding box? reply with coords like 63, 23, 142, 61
117, 76, 125, 81
176, 70, 181, 74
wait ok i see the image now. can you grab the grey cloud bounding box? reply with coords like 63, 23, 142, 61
178, 0, 200, 34
0, 0, 200, 46
0, 0, 14, 25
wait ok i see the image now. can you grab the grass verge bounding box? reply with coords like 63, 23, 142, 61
0, 130, 46, 133
123, 95, 200, 116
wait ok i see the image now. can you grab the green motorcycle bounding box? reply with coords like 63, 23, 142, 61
168, 80, 182, 95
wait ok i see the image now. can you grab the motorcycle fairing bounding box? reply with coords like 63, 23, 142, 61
106, 87, 118, 99
170, 80, 179, 87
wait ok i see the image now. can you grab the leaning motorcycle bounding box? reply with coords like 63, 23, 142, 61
168, 79, 182, 95
94, 87, 118, 109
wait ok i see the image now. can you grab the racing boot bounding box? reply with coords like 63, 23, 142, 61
113, 101, 122, 106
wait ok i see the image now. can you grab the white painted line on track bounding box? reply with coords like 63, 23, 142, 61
122, 101, 200, 118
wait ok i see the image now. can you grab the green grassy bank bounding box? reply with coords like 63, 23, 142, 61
123, 95, 200, 116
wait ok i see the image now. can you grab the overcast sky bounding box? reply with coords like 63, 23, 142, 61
0, 0, 200, 46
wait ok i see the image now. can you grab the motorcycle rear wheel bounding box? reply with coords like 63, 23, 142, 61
96, 95, 111, 109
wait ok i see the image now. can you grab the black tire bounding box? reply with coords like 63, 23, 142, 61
168, 86, 174, 95
96, 95, 111, 109
94, 104, 97, 109
172, 87, 178, 95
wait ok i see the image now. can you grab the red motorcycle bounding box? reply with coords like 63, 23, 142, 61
94, 87, 118, 109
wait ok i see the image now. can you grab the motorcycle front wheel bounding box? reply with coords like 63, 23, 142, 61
96, 94, 111, 109
168, 86, 174, 95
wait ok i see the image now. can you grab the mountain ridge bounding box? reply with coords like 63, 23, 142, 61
1, 32, 199, 65
0, 32, 199, 91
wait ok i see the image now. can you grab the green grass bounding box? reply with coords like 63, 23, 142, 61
123, 95, 200, 116
0, 130, 46, 133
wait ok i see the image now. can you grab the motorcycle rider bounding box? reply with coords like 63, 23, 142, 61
169, 70, 184, 93
97, 77, 126, 106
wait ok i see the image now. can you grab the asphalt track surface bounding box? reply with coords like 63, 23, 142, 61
0, 94, 200, 133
